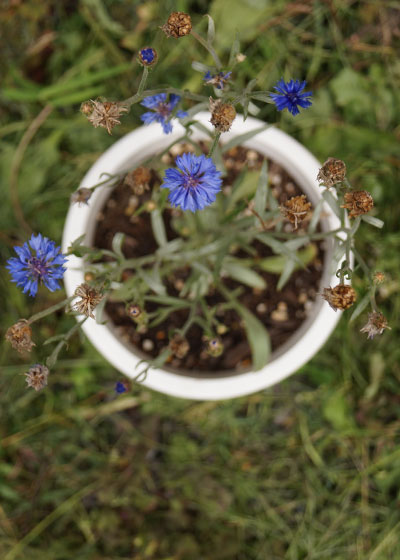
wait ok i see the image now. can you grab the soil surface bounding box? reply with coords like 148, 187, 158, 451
93, 144, 324, 375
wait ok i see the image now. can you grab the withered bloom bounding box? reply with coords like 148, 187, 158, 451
210, 98, 236, 132
25, 364, 49, 391
5, 319, 35, 354
322, 284, 357, 311
360, 312, 390, 339
124, 167, 151, 195
169, 334, 190, 359
317, 158, 346, 187
70, 188, 93, 206
341, 190, 374, 219
281, 195, 312, 229
373, 271, 385, 285
72, 283, 103, 319
162, 12, 192, 38
87, 100, 128, 135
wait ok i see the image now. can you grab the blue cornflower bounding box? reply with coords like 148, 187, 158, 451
115, 381, 128, 394
140, 94, 187, 134
6, 233, 67, 297
203, 70, 232, 90
270, 79, 312, 116
161, 153, 222, 212
138, 47, 158, 67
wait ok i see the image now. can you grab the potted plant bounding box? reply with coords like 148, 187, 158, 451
5, 12, 387, 399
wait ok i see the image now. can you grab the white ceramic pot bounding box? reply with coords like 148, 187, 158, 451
62, 112, 342, 400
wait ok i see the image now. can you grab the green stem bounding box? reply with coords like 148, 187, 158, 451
190, 29, 222, 69
137, 66, 149, 96
46, 318, 87, 369
208, 132, 221, 157
370, 285, 379, 313
28, 296, 75, 325
123, 87, 207, 107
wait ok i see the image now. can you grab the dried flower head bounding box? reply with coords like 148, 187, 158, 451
138, 47, 158, 67
124, 167, 151, 195
169, 334, 190, 359
317, 158, 346, 187
207, 338, 224, 357
80, 101, 94, 116
281, 195, 312, 229
72, 283, 103, 319
360, 312, 390, 339
25, 364, 49, 391
70, 188, 92, 206
373, 271, 385, 285
341, 191, 374, 219
322, 284, 357, 311
5, 319, 35, 354
203, 71, 232, 90
210, 99, 236, 132
162, 12, 192, 38
86, 100, 128, 135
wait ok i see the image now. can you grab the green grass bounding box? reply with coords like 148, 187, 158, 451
1, 1, 400, 558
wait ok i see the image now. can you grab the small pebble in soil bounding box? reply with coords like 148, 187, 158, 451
142, 339, 154, 351
256, 303, 268, 314
271, 302, 289, 322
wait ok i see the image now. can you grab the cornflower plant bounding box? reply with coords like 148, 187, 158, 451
5, 12, 389, 392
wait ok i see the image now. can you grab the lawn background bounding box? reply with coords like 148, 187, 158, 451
0, 1, 399, 558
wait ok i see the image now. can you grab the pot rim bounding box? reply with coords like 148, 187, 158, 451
62, 112, 344, 400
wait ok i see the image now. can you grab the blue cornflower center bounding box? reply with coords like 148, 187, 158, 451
28, 256, 48, 278
183, 175, 200, 190
140, 48, 154, 63
156, 103, 170, 117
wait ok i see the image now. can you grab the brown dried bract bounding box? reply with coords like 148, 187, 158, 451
87, 100, 128, 135
72, 283, 103, 319
70, 188, 92, 206
317, 158, 346, 187
360, 312, 390, 339
25, 364, 49, 391
210, 99, 236, 133
322, 284, 357, 311
162, 12, 192, 38
5, 319, 35, 354
124, 167, 151, 195
281, 194, 312, 230
341, 190, 374, 219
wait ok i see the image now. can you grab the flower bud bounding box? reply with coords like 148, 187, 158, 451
162, 12, 192, 38
207, 338, 224, 357
70, 187, 93, 206
86, 100, 128, 135
317, 158, 346, 187
137, 47, 158, 67
373, 271, 385, 285
341, 190, 374, 219
169, 334, 190, 359
321, 284, 357, 311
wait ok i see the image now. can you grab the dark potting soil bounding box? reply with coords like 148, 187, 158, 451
93, 145, 324, 375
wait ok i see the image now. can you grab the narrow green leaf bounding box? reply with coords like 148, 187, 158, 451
206, 14, 216, 44
361, 215, 384, 228
138, 268, 166, 296
223, 259, 266, 289
228, 33, 240, 67
277, 259, 296, 290
349, 292, 370, 322
151, 208, 167, 247
308, 198, 324, 234
221, 125, 269, 153
235, 305, 270, 371
111, 232, 125, 258
258, 244, 317, 274
322, 190, 340, 217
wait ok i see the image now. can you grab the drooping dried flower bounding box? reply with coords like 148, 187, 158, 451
207, 338, 224, 357
203, 71, 232, 90
137, 47, 158, 67
280, 195, 312, 229
86, 100, 128, 135
317, 158, 346, 187
25, 364, 49, 391
360, 312, 390, 339
70, 188, 93, 206
169, 334, 190, 359
162, 12, 192, 38
72, 283, 103, 319
322, 284, 357, 311
341, 191, 374, 219
124, 167, 151, 195
5, 319, 35, 353
210, 98, 236, 132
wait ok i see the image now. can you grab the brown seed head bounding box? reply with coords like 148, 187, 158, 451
72, 283, 103, 319
25, 364, 49, 391
373, 271, 385, 285
80, 101, 94, 115
87, 100, 128, 135
322, 284, 357, 311
341, 190, 374, 219
162, 12, 192, 38
360, 312, 390, 339
124, 167, 151, 195
281, 195, 312, 229
317, 158, 346, 187
5, 319, 35, 354
210, 99, 236, 132
70, 187, 92, 206
169, 334, 190, 359
207, 338, 224, 357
